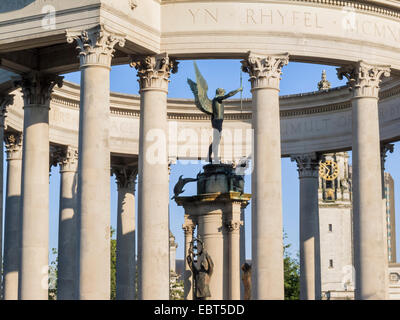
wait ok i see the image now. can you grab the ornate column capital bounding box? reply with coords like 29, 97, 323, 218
225, 220, 243, 232
380, 143, 394, 171
50, 145, 78, 172
337, 61, 391, 98
4, 131, 22, 161
13, 72, 63, 107
0, 94, 14, 127
291, 152, 321, 179
66, 24, 126, 68
113, 166, 138, 192
241, 52, 289, 90
130, 53, 178, 92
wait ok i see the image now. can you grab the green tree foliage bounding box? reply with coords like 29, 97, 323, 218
110, 227, 117, 300
283, 233, 300, 300
48, 248, 58, 300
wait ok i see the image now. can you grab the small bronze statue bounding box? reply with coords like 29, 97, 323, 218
171, 175, 197, 200
187, 238, 214, 300
241, 263, 252, 300
187, 61, 242, 164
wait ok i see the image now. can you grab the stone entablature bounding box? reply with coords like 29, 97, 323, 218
4, 76, 400, 160
2, 1, 400, 74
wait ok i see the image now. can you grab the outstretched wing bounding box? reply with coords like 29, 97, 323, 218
187, 61, 213, 115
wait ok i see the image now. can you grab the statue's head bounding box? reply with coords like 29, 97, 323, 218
216, 88, 225, 96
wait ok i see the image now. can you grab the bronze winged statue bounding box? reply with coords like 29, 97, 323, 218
187, 62, 242, 164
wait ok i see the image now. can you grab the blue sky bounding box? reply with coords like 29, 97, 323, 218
41, 60, 400, 264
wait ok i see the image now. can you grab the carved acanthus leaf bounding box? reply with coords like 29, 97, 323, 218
66, 24, 126, 67
241, 52, 289, 90
130, 53, 178, 91
337, 61, 391, 98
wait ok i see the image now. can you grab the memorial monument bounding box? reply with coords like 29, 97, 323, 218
1, 0, 400, 300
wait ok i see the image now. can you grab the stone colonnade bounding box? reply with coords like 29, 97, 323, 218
0, 23, 392, 299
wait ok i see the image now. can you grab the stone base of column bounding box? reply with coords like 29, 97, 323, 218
175, 164, 251, 300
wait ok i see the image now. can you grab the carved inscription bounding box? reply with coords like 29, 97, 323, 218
184, 5, 400, 43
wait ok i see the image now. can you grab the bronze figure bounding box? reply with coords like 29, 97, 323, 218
187, 61, 242, 164
187, 238, 214, 300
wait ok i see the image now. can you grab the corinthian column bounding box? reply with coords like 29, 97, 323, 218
338, 61, 391, 300
54, 146, 79, 300
241, 52, 289, 300
2, 131, 22, 300
113, 166, 138, 300
0, 94, 14, 296
14, 72, 63, 300
130, 54, 178, 300
291, 153, 322, 300
66, 24, 125, 300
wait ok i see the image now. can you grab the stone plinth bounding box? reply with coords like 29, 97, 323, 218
176, 164, 250, 300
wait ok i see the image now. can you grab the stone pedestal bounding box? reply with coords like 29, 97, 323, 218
176, 164, 250, 300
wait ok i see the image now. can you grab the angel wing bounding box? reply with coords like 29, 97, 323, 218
187, 61, 213, 115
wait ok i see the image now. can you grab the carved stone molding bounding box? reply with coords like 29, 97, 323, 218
291, 152, 321, 179
0, 94, 14, 127
66, 24, 126, 68
113, 166, 138, 191
225, 220, 242, 232
241, 52, 289, 90
130, 53, 178, 92
14, 72, 63, 107
337, 61, 391, 98
50, 145, 78, 173
4, 131, 22, 161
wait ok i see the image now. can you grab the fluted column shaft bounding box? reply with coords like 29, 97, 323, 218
291, 153, 321, 300
183, 217, 195, 300
54, 146, 79, 300
131, 54, 178, 300
2, 131, 22, 300
114, 167, 137, 300
338, 61, 391, 300
67, 25, 125, 300
15, 72, 62, 300
241, 52, 289, 300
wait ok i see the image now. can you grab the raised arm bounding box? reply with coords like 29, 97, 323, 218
221, 87, 242, 100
